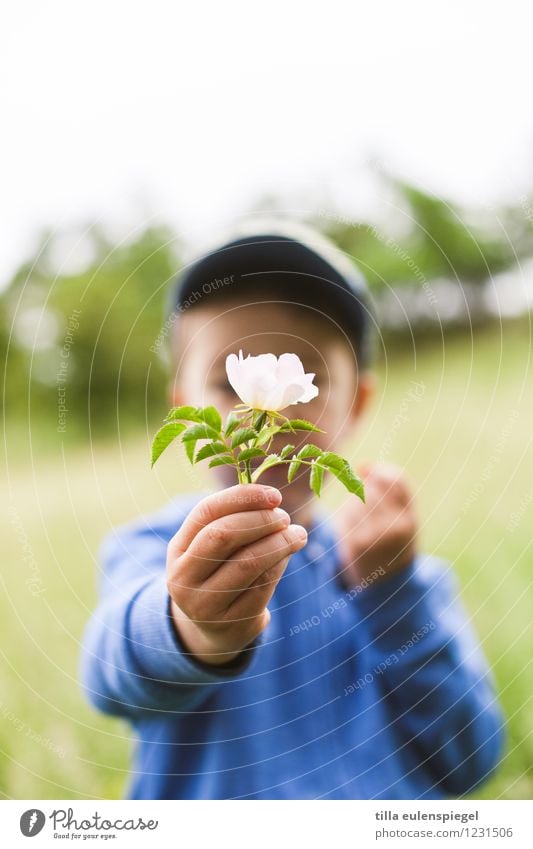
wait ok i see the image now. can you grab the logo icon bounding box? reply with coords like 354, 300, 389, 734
20, 809, 46, 837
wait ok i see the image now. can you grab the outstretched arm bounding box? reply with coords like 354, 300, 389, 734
79, 485, 306, 720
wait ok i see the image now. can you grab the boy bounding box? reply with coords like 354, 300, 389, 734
80, 222, 504, 799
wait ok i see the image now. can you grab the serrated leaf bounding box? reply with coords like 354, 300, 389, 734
251, 453, 283, 482
224, 412, 241, 436
209, 456, 237, 468
255, 425, 283, 446
231, 427, 258, 449
318, 452, 345, 471
296, 443, 323, 460
280, 419, 324, 433
309, 460, 324, 496
287, 457, 302, 482
181, 422, 221, 464
151, 422, 187, 466
164, 405, 202, 423
320, 452, 365, 500
195, 441, 231, 463
280, 443, 296, 459
341, 471, 365, 500
237, 447, 266, 462
184, 438, 196, 463
181, 422, 220, 442
197, 405, 222, 433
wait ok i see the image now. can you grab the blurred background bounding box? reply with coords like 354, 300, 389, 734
1, 0, 532, 799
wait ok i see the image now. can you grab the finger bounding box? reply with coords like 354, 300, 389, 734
200, 524, 307, 611
173, 508, 292, 584
223, 557, 290, 622
169, 484, 282, 556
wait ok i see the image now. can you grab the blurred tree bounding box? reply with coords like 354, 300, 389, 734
318, 179, 529, 328
1, 224, 180, 436
321, 179, 519, 290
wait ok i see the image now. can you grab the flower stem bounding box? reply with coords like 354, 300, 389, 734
226, 406, 286, 485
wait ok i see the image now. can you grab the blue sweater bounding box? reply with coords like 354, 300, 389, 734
80, 492, 505, 799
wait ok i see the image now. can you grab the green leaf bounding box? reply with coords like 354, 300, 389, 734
195, 441, 231, 462
286, 446, 333, 485
317, 452, 345, 471
237, 447, 266, 462
197, 405, 222, 433
181, 422, 220, 442
287, 457, 302, 482
184, 438, 196, 463
296, 443, 322, 460
280, 418, 324, 433
289, 443, 322, 484
231, 427, 258, 449
151, 422, 186, 466
320, 452, 365, 500
255, 425, 283, 446
251, 453, 283, 482
340, 469, 365, 500
209, 456, 237, 468
280, 443, 296, 459
224, 412, 241, 437
164, 405, 202, 423
309, 460, 324, 496
181, 422, 221, 464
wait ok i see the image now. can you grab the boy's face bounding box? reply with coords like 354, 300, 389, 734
169, 299, 373, 515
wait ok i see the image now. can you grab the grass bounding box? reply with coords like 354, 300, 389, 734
1, 318, 532, 799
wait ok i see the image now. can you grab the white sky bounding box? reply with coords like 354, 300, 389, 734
1, 0, 532, 285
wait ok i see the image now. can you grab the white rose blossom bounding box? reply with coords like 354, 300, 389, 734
225, 350, 319, 412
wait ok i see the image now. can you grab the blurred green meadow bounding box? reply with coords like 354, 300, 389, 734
1, 316, 532, 799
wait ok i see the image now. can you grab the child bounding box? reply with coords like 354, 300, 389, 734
80, 221, 505, 799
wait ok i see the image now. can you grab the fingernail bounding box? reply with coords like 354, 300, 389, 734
272, 507, 291, 524
288, 524, 308, 543
264, 487, 282, 505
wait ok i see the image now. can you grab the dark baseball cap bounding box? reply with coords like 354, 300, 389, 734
166, 220, 375, 368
